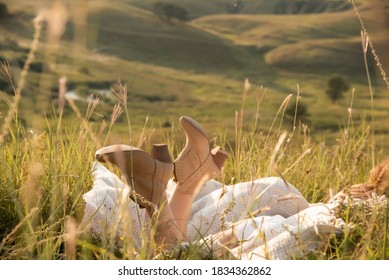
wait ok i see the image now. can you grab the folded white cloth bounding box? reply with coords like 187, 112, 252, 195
81, 162, 149, 248
81, 162, 344, 259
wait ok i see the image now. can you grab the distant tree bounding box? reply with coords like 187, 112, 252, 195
285, 99, 310, 124
0, 3, 9, 19
153, 2, 189, 23
326, 75, 349, 103
225, 0, 246, 14
162, 120, 171, 128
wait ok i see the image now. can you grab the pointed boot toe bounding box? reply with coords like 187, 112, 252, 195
174, 116, 228, 195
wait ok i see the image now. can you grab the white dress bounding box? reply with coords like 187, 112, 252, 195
81, 162, 344, 259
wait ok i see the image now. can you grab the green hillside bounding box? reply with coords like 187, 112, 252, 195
1, 0, 249, 73
192, 11, 360, 46
0, 0, 258, 133
0, 0, 389, 147
128, 0, 353, 18
86, 6, 245, 72
193, 4, 389, 74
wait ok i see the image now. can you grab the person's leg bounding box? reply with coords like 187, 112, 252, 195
168, 186, 202, 236
167, 116, 228, 236
150, 199, 184, 246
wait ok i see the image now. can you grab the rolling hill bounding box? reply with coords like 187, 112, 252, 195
192, 4, 389, 74
127, 0, 353, 18
0, 0, 389, 146
0, 0, 258, 132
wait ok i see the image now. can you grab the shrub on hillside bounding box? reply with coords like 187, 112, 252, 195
0, 3, 9, 19
285, 99, 310, 124
325, 75, 349, 103
153, 2, 189, 23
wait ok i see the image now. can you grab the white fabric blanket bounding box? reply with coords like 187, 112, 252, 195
81, 162, 345, 259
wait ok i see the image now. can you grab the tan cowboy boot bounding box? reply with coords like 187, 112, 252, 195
95, 144, 174, 210
174, 116, 228, 195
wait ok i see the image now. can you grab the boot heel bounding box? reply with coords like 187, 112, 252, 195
152, 144, 173, 164
211, 147, 228, 170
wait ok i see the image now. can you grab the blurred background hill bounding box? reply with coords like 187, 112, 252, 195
0, 0, 388, 147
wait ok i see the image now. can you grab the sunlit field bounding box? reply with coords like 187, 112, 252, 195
0, 0, 389, 260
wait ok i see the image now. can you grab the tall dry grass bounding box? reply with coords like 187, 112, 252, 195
0, 0, 388, 260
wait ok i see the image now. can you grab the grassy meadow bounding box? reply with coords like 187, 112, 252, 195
0, 0, 389, 259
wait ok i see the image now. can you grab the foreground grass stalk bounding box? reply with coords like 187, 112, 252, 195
361, 30, 376, 168
0, 15, 43, 144
350, 0, 389, 92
